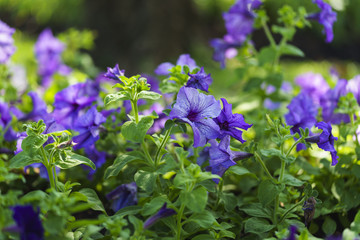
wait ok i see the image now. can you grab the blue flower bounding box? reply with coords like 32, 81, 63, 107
209, 35, 241, 69
169, 87, 221, 147
0, 102, 22, 141
10, 205, 44, 240
72, 105, 106, 150
143, 203, 176, 229
208, 136, 253, 183
154, 54, 197, 75
284, 225, 297, 240
309, 0, 337, 43
306, 122, 338, 166
104, 64, 125, 81
106, 182, 137, 212
295, 72, 329, 105
214, 98, 252, 143
0, 20, 16, 64
186, 67, 213, 92
34, 29, 71, 87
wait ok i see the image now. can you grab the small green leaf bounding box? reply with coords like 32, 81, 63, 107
186, 211, 216, 228
115, 205, 142, 217
244, 217, 275, 234
56, 152, 96, 170
258, 179, 283, 206
137, 91, 162, 100
79, 188, 107, 214
21, 135, 48, 154
142, 196, 168, 216
258, 46, 277, 66
104, 154, 139, 179
180, 186, 208, 213
322, 217, 336, 236
9, 151, 43, 169
121, 116, 154, 142
280, 44, 304, 57
240, 203, 272, 219
134, 170, 157, 193
228, 166, 258, 179
283, 174, 304, 187
104, 92, 130, 105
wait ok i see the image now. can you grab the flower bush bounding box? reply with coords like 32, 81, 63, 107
1, 1, 360, 240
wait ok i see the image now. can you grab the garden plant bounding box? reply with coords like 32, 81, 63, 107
1, 0, 360, 239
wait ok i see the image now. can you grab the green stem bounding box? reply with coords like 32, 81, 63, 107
131, 99, 139, 123
350, 113, 360, 147
285, 137, 303, 158
52, 166, 58, 191
40, 147, 55, 190
154, 126, 173, 167
278, 197, 306, 224
176, 203, 186, 240
262, 20, 276, 47
142, 141, 154, 167
273, 37, 287, 67
254, 152, 276, 183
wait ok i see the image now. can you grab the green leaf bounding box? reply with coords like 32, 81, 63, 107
283, 174, 304, 187
142, 196, 168, 216
260, 149, 295, 164
186, 211, 216, 228
137, 90, 162, 100
244, 217, 275, 234
104, 92, 130, 105
21, 190, 47, 203
56, 152, 96, 170
121, 116, 154, 143
228, 166, 258, 179
115, 205, 142, 217
258, 179, 283, 206
258, 46, 277, 66
78, 188, 107, 214
104, 154, 140, 179
180, 186, 208, 213
9, 151, 43, 169
240, 203, 272, 219
134, 170, 157, 193
192, 235, 215, 240
21, 134, 48, 154
322, 217, 336, 236
222, 193, 238, 212
280, 44, 304, 57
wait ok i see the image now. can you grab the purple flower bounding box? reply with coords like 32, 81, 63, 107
72, 105, 106, 150
0, 20, 16, 64
142, 103, 168, 134
223, 0, 259, 44
35, 29, 71, 87
208, 136, 253, 183
295, 72, 330, 105
285, 92, 318, 136
53, 82, 97, 129
306, 122, 338, 166
143, 203, 176, 229
186, 67, 213, 92
309, 0, 337, 43
106, 182, 137, 212
142, 74, 160, 93
154, 54, 197, 75
104, 64, 125, 81
0, 102, 22, 141
284, 225, 297, 240
214, 98, 252, 143
20, 92, 48, 121
320, 79, 349, 124
10, 205, 44, 240
209, 37, 241, 69
169, 87, 221, 147
346, 75, 360, 104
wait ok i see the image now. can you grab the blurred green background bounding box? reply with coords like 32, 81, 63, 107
1, 0, 360, 76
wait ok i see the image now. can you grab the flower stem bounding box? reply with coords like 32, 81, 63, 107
278, 197, 306, 224
254, 152, 276, 184
154, 126, 173, 167
176, 203, 186, 240
285, 137, 303, 158
131, 100, 139, 124
40, 147, 55, 190
262, 20, 276, 47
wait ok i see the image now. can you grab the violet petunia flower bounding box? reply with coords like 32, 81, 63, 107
0, 102, 22, 141
210, 36, 242, 69
104, 64, 125, 81
20, 92, 48, 121
284, 225, 298, 240
0, 20, 16, 64
169, 87, 221, 148
154, 54, 197, 75
320, 79, 349, 124
142, 103, 168, 134
305, 122, 338, 166
214, 98, 252, 143
72, 105, 106, 150
143, 203, 176, 229
208, 136, 253, 183
346, 75, 360, 105
10, 205, 44, 240
53, 82, 97, 129
309, 0, 337, 43
35, 29, 71, 87
186, 67, 213, 92
106, 182, 137, 212
295, 72, 330, 105
285, 92, 318, 136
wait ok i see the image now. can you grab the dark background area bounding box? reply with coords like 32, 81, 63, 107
1, 0, 360, 75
